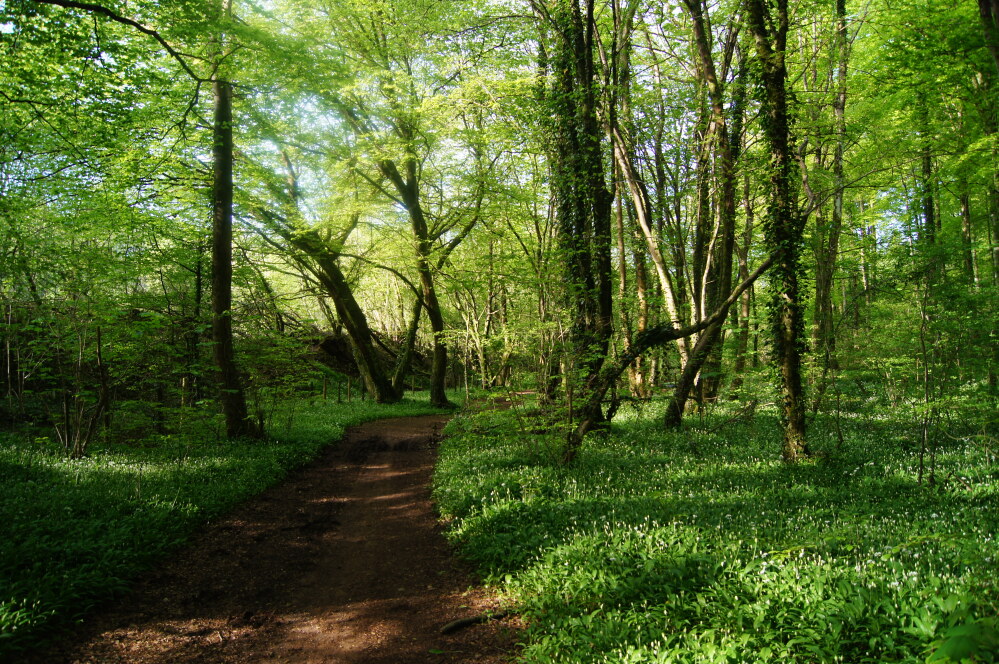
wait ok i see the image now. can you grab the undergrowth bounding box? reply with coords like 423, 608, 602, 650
0, 392, 448, 658
434, 399, 999, 664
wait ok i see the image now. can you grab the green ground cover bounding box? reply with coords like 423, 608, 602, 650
434, 401, 999, 664
0, 393, 448, 657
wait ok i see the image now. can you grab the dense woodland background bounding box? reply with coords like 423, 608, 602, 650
2, 0, 997, 451
2, 0, 999, 660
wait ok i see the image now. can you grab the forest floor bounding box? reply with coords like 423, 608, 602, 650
29, 414, 522, 664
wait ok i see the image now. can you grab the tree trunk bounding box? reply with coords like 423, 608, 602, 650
419, 265, 450, 407
980, 0, 999, 75
392, 299, 422, 394
566, 255, 775, 452
181, 241, 205, 408
919, 104, 936, 244
539, 0, 615, 462
611, 131, 688, 362
745, 0, 809, 461
210, 76, 257, 439
980, 78, 999, 285
730, 175, 755, 396
254, 153, 401, 406
376, 157, 452, 408
630, 220, 652, 397
665, 319, 725, 426
811, 0, 849, 412
292, 235, 400, 404
960, 192, 978, 285
666, 0, 740, 422
991, 185, 999, 286
406, 175, 452, 408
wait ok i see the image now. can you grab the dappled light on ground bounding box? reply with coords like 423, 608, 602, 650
26, 415, 519, 664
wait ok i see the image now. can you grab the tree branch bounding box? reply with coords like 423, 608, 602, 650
32, 0, 208, 82
564, 252, 776, 455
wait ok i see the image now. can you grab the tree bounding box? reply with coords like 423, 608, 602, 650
210, 0, 258, 437
565, 255, 775, 450
744, 0, 809, 461
258, 0, 512, 408
244, 165, 403, 404
981, 0, 999, 75
661, 0, 744, 426
26, 0, 261, 438
533, 0, 614, 462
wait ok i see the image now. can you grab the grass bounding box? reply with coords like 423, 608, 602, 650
433, 399, 999, 664
0, 391, 450, 657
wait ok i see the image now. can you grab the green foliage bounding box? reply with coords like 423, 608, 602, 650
3, 0, 998, 656
434, 404, 999, 663
0, 393, 447, 657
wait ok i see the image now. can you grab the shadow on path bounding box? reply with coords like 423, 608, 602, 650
31, 415, 520, 664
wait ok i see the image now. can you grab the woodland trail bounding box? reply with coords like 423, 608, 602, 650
32, 415, 520, 664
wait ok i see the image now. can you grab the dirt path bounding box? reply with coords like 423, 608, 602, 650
34, 415, 520, 664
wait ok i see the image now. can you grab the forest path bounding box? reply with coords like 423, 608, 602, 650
38, 414, 520, 664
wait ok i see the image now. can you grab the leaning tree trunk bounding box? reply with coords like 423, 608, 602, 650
664, 319, 725, 426
665, 0, 741, 426
565, 255, 775, 452
251, 190, 398, 403
258, 154, 401, 405
305, 249, 400, 403
745, 0, 809, 461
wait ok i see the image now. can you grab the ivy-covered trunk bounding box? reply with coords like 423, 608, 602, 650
539, 0, 614, 463
745, 0, 808, 461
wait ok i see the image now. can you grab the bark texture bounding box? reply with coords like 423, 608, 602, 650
536, 0, 615, 463
745, 0, 809, 461
211, 77, 257, 439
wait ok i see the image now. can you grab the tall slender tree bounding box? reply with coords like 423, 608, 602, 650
210, 0, 258, 437
533, 0, 614, 462
663, 0, 743, 426
744, 0, 809, 461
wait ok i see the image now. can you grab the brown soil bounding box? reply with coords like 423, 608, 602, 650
33, 415, 521, 664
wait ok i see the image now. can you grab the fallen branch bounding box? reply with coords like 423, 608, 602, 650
440, 610, 509, 635
702, 399, 766, 435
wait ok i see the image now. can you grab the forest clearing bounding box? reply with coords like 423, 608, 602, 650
2, 0, 998, 662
